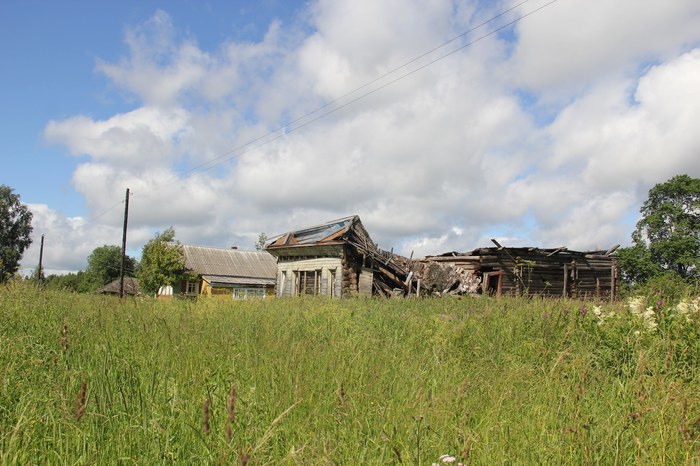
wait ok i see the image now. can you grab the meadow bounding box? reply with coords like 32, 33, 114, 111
1, 282, 699, 464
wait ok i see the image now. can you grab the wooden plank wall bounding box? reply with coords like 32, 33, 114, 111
480, 251, 618, 300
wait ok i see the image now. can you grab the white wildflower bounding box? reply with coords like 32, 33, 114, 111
675, 298, 700, 323
642, 306, 658, 331
626, 296, 658, 332
627, 297, 645, 316
591, 305, 616, 326
439, 454, 457, 463
676, 301, 691, 323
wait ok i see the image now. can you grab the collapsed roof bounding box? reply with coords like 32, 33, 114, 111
267, 215, 412, 295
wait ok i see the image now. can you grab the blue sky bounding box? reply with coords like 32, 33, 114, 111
2, 0, 305, 215
2, 0, 700, 275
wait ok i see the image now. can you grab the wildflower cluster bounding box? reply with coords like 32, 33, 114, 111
591, 305, 616, 326
627, 297, 658, 332
432, 454, 463, 465
675, 297, 700, 323
584, 295, 699, 336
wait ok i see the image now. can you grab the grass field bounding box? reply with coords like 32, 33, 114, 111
1, 281, 699, 464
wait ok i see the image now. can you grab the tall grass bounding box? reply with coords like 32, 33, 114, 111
1, 281, 699, 464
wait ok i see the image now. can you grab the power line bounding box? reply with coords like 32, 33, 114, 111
140, 1, 530, 193
137, 0, 558, 197
77, 197, 127, 229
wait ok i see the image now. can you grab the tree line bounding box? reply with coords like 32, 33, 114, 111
40, 228, 185, 294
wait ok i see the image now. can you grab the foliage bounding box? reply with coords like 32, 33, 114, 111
85, 245, 138, 290
618, 175, 700, 285
633, 271, 696, 305
137, 227, 185, 294
0, 185, 33, 281
616, 242, 661, 285
28, 266, 44, 284
38, 246, 138, 293
1, 284, 699, 463
255, 232, 268, 251
43, 270, 98, 293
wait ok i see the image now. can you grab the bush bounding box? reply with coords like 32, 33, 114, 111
634, 272, 698, 305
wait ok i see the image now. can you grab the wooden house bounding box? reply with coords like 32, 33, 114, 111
265, 216, 620, 301
266, 216, 409, 297
177, 245, 277, 299
417, 242, 620, 300
97, 277, 140, 296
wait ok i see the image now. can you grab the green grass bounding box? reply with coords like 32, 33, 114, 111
1, 282, 699, 464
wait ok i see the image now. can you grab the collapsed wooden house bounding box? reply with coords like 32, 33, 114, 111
266, 215, 410, 297
416, 241, 620, 300
266, 215, 620, 300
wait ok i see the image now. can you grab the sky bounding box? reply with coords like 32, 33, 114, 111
2, 0, 700, 275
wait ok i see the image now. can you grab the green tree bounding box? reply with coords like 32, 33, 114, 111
617, 174, 700, 284
0, 185, 33, 281
44, 271, 94, 293
255, 232, 268, 251
85, 245, 138, 289
137, 227, 186, 295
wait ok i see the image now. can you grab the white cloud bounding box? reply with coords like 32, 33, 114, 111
547, 49, 700, 190
44, 106, 190, 167
511, 0, 700, 97
33, 1, 700, 273
22, 204, 125, 275
95, 10, 209, 106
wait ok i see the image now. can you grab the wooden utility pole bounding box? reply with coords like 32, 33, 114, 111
119, 188, 130, 299
37, 234, 44, 286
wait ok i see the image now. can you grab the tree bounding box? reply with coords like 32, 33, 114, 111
85, 245, 138, 289
617, 175, 700, 284
44, 271, 94, 293
0, 185, 33, 281
255, 232, 268, 251
137, 227, 186, 295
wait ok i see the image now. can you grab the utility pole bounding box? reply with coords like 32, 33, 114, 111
119, 188, 130, 299
37, 234, 44, 286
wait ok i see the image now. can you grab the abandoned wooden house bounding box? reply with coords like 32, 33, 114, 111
177, 245, 277, 299
416, 241, 620, 300
97, 277, 140, 296
266, 215, 620, 300
266, 215, 410, 297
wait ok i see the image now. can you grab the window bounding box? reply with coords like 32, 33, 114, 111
185, 281, 198, 296
233, 288, 266, 300
298, 270, 321, 295
329, 269, 336, 298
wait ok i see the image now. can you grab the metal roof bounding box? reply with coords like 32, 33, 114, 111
267, 215, 357, 248
182, 245, 277, 280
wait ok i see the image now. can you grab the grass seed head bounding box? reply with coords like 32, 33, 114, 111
75, 379, 86, 421
60, 324, 68, 353
239, 449, 250, 466
227, 383, 236, 423
202, 399, 210, 435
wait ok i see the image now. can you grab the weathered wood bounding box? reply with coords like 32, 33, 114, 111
546, 247, 568, 257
